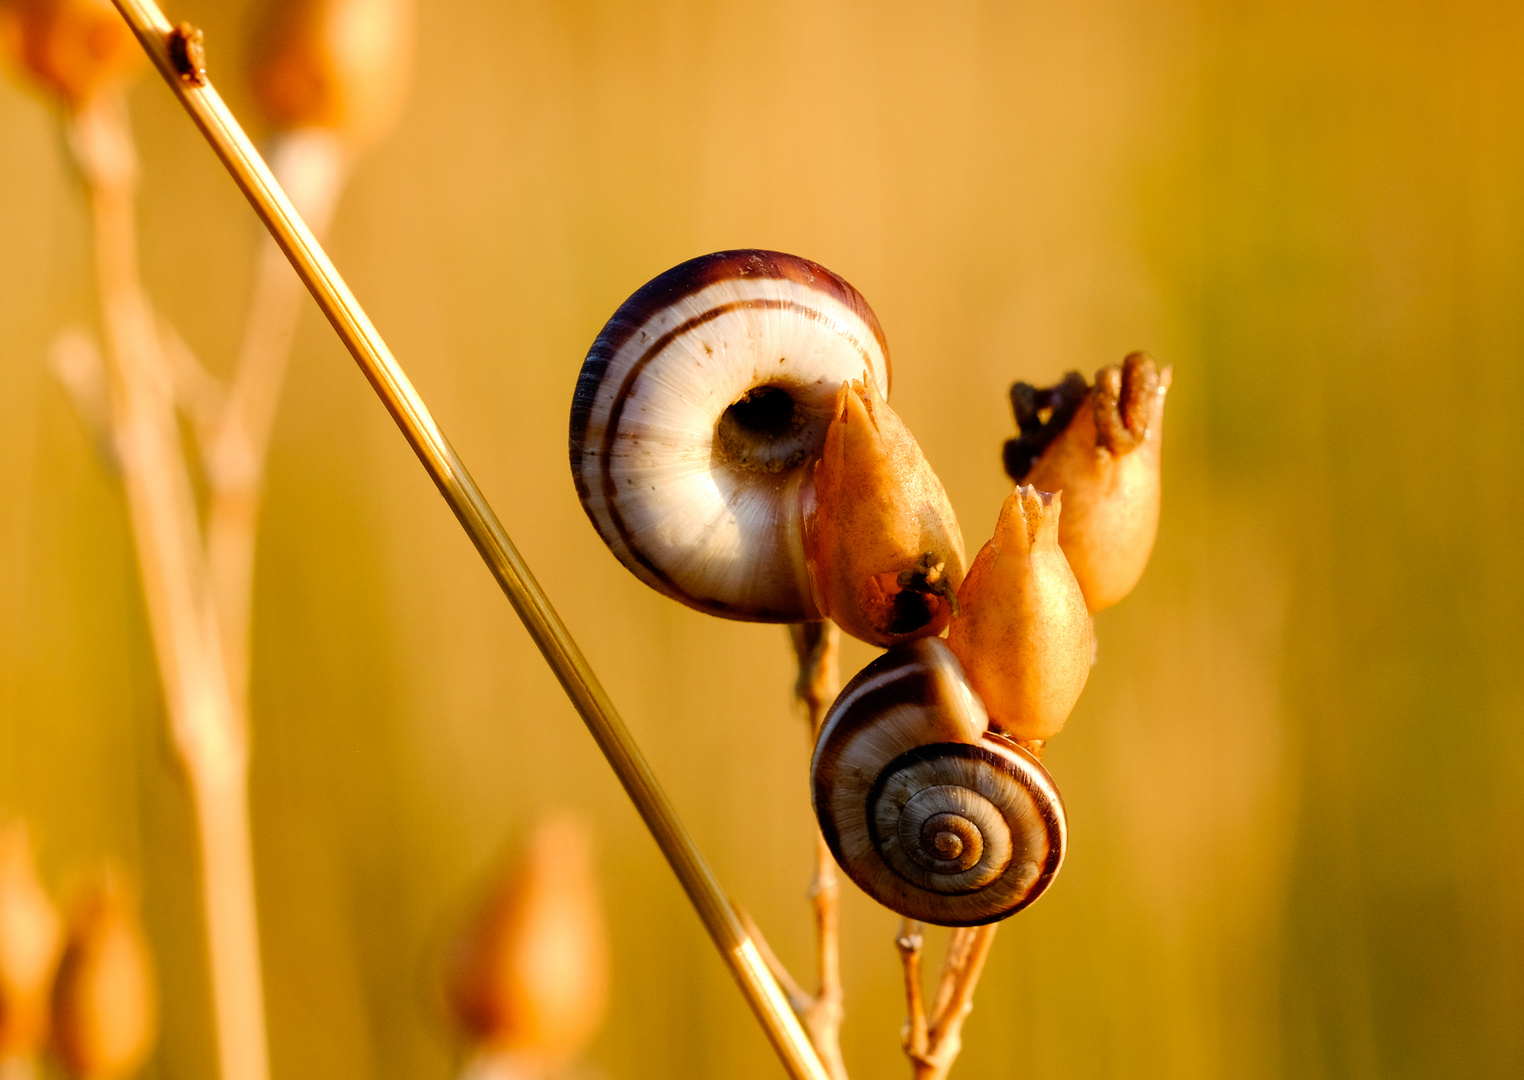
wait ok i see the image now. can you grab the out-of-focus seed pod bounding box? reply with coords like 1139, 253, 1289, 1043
0, 824, 63, 1060
805, 380, 967, 647
444, 817, 608, 1070
0, 0, 140, 108
947, 486, 1092, 742
247, 0, 412, 148
49, 872, 156, 1080
1004, 353, 1172, 612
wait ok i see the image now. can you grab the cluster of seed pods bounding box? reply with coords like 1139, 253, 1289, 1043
571, 250, 1170, 927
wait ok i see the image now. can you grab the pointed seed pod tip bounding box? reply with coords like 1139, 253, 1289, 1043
806, 379, 967, 646
948, 485, 1092, 742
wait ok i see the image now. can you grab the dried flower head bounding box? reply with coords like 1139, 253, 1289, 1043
947, 486, 1092, 741
0, 823, 63, 1059
0, 0, 139, 108
443, 816, 608, 1068
49, 871, 156, 1080
1004, 352, 1173, 612
806, 379, 967, 646
247, 0, 412, 147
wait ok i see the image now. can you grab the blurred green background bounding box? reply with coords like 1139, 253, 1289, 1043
3, 0, 1523, 1077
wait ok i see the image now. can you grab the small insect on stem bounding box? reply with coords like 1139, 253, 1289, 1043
167, 23, 206, 86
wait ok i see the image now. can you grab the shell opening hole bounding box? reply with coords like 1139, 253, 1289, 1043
725, 385, 796, 437
716, 385, 814, 473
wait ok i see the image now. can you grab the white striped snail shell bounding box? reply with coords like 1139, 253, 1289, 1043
812, 638, 1066, 926
570, 250, 893, 623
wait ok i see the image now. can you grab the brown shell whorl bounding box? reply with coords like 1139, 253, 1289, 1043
811, 638, 1066, 927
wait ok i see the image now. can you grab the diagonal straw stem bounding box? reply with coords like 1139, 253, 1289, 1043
106, 4, 830, 1078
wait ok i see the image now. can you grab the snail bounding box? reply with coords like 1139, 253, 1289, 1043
1003, 352, 1173, 612
811, 637, 1066, 926
570, 249, 965, 644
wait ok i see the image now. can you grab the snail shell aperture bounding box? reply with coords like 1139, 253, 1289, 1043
811, 637, 1066, 926
570, 250, 891, 622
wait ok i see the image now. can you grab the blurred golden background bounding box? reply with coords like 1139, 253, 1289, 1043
2, 0, 1523, 1077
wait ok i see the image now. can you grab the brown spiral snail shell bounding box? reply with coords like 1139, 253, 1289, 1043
811, 637, 1066, 926
570, 249, 965, 644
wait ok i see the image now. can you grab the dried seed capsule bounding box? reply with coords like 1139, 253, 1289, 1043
1005, 352, 1172, 612
947, 486, 1092, 741
50, 871, 156, 1080
0, 0, 140, 108
247, 0, 412, 146
0, 823, 62, 1059
805, 379, 967, 646
444, 817, 608, 1068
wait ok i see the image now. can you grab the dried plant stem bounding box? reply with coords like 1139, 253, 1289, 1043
456, 1050, 547, 1080
206, 130, 347, 709
897, 922, 999, 1080
787, 623, 847, 1080
108, 6, 829, 1077
0, 1059, 39, 1080
68, 94, 269, 1080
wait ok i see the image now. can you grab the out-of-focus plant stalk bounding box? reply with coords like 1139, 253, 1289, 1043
204, 129, 346, 711
103, 5, 830, 1078
210, 0, 411, 707
9, 4, 409, 1077
0, 2, 272, 1073
66, 92, 269, 1080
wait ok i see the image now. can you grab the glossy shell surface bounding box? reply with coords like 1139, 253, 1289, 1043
571, 250, 891, 621
811, 639, 1066, 926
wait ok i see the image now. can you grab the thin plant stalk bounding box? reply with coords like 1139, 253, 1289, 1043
897, 921, 998, 1080
781, 623, 847, 1079
105, 5, 829, 1077
205, 129, 348, 709
67, 94, 270, 1080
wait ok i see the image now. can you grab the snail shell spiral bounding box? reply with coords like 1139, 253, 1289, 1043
812, 638, 1066, 926
570, 250, 891, 622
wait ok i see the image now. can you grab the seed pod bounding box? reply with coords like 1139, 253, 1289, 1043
1004, 352, 1172, 612
0, 823, 62, 1058
50, 871, 156, 1080
247, 0, 412, 147
444, 817, 608, 1067
805, 379, 967, 646
947, 486, 1092, 742
0, 0, 140, 108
